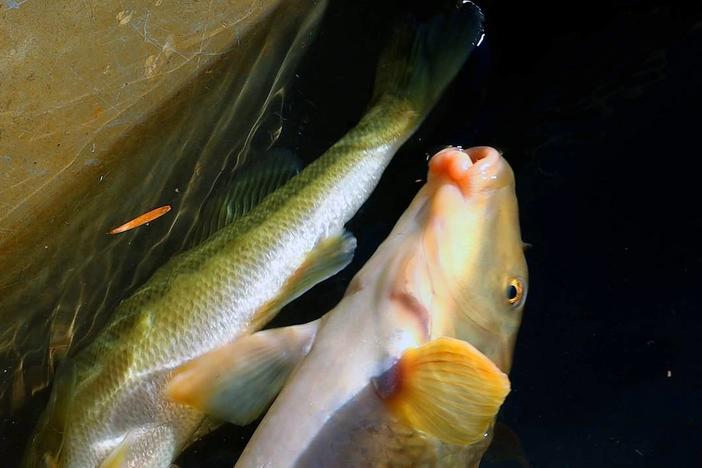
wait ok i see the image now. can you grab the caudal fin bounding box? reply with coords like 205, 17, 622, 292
371, 2, 484, 114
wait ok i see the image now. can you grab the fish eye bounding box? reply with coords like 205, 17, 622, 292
506, 278, 525, 306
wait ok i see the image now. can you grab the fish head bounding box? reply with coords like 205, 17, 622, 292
419, 146, 527, 373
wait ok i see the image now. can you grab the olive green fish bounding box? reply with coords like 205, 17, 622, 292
237, 146, 527, 468
23, 4, 484, 467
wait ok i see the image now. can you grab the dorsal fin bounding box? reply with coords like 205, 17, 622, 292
186, 148, 301, 247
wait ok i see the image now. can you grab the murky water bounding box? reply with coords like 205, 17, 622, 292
1, 0, 327, 463
2, 0, 700, 466
1, 0, 325, 397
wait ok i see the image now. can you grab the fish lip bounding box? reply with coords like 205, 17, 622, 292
464, 146, 514, 194
433, 146, 513, 194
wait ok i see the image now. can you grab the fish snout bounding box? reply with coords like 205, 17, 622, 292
428, 146, 513, 195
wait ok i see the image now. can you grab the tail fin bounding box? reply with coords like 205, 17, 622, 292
371, 1, 484, 113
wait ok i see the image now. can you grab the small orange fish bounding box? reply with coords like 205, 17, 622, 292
108, 205, 171, 235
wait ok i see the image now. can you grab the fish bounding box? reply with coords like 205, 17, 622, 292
22, 4, 485, 467
108, 206, 172, 235
0, 0, 326, 417
235, 146, 528, 467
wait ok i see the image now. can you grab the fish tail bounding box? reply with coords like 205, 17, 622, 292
371, 2, 484, 116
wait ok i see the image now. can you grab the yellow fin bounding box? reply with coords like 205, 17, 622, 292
253, 230, 356, 328
166, 320, 319, 425
380, 337, 510, 446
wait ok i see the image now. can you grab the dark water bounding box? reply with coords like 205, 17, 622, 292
3, 0, 700, 466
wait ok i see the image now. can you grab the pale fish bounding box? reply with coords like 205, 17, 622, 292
23, 4, 485, 467
235, 146, 528, 467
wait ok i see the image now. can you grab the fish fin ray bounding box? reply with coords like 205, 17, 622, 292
186, 148, 301, 246
372, 2, 484, 113
166, 320, 319, 425
376, 337, 510, 445
253, 230, 356, 328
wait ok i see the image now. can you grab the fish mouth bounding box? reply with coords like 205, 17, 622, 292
428, 146, 513, 195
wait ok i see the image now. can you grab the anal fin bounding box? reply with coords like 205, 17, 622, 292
374, 337, 510, 446
166, 320, 319, 425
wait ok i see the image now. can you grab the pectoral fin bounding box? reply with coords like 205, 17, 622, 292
252, 230, 356, 328
374, 337, 510, 446
166, 320, 319, 425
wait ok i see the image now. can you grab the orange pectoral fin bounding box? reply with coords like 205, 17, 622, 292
165, 320, 319, 425
374, 337, 510, 446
